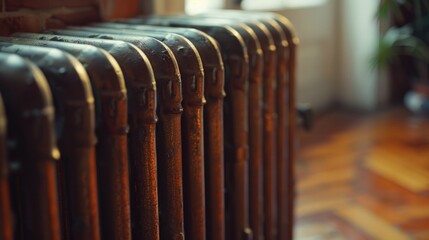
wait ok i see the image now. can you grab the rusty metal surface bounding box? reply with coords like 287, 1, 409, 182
170, 16, 265, 240
92, 22, 227, 240
0, 45, 94, 240
251, 19, 290, 240
34, 29, 184, 240
0, 52, 60, 240
33, 32, 159, 240
88, 24, 226, 240
269, 15, 297, 240
0, 39, 100, 240
0, 10, 298, 240
196, 17, 278, 240
233, 20, 277, 240
129, 30, 206, 240
11, 33, 132, 240
65, 25, 207, 240
248, 14, 298, 240
198, 19, 264, 240
204, 11, 299, 240
0, 36, 137, 240
226, 22, 264, 240
46, 30, 183, 238
89, 22, 227, 240
65, 26, 205, 240
206, 16, 278, 240
129, 16, 250, 240
0, 93, 12, 240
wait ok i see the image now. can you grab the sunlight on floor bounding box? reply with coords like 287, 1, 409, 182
294, 108, 429, 240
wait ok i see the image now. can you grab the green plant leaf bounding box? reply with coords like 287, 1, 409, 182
377, 0, 405, 22
371, 26, 429, 69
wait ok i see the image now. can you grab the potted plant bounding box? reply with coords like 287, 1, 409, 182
373, 0, 429, 113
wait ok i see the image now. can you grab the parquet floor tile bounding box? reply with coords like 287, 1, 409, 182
295, 108, 429, 239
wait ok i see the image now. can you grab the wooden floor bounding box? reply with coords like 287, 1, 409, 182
294, 108, 429, 240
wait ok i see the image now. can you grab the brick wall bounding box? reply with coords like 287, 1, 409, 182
0, 0, 145, 36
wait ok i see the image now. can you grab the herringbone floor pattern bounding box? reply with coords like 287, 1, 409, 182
294, 108, 429, 240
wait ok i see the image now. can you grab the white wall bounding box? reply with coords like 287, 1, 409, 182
277, 0, 381, 111
276, 0, 338, 112
337, 0, 380, 110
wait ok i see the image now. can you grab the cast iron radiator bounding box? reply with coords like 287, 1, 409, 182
0, 11, 298, 240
